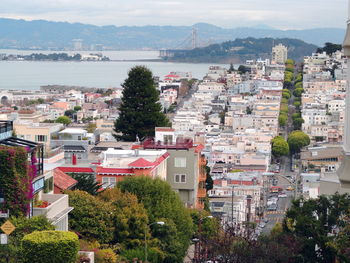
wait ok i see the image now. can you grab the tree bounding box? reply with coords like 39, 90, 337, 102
287, 130, 310, 153
66, 190, 114, 244
278, 114, 288, 127
64, 109, 76, 118
69, 173, 101, 195
271, 136, 289, 157
283, 194, 350, 263
55, 116, 71, 126
228, 63, 235, 73
0, 216, 54, 263
293, 101, 301, 109
293, 88, 304, 97
282, 92, 291, 100
293, 117, 304, 130
118, 176, 193, 262
114, 66, 170, 141
238, 65, 250, 74
98, 188, 150, 249
22, 231, 79, 263
86, 123, 97, 133
316, 42, 342, 55
205, 165, 213, 191
73, 106, 82, 111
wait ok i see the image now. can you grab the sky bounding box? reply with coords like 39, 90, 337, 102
0, 0, 347, 29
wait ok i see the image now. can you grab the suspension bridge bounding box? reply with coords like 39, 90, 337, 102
159, 28, 211, 58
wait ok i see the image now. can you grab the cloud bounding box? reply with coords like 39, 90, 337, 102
0, 0, 347, 29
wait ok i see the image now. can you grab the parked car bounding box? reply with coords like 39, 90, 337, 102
267, 204, 278, 211
286, 186, 294, 191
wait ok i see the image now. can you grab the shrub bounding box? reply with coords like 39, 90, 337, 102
95, 248, 118, 263
22, 231, 79, 263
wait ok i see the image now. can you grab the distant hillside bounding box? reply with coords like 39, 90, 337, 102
166, 38, 318, 63
0, 18, 344, 50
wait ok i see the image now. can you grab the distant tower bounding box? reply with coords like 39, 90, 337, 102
191, 28, 198, 49
72, 39, 83, 51
337, 0, 350, 190
271, 44, 288, 64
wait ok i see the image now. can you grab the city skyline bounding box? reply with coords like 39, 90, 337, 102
0, 0, 347, 30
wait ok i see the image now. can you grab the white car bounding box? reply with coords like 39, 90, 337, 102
278, 193, 287, 198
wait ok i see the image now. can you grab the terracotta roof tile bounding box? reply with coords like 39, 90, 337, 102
54, 168, 77, 191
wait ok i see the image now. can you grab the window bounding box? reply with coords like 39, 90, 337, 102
175, 174, 186, 183
174, 157, 186, 167
102, 177, 116, 188
35, 135, 47, 142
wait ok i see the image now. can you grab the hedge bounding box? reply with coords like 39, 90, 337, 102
22, 231, 79, 263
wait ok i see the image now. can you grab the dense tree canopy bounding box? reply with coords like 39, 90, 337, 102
114, 66, 170, 141
118, 176, 193, 262
287, 130, 310, 153
55, 116, 71, 125
283, 194, 350, 263
271, 136, 289, 157
316, 42, 342, 55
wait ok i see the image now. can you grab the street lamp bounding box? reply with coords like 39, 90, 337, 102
145, 221, 165, 263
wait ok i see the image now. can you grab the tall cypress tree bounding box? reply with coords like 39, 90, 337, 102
114, 66, 170, 141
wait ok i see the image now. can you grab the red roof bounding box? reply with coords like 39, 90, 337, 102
96, 167, 133, 175
153, 153, 170, 165
54, 168, 77, 191
57, 167, 94, 173
155, 127, 175, 132
128, 158, 154, 168
165, 74, 180, 78
194, 144, 204, 153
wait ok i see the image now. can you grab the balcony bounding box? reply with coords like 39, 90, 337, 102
0, 121, 13, 140
197, 188, 207, 198
33, 194, 73, 230
143, 137, 193, 150
44, 146, 65, 164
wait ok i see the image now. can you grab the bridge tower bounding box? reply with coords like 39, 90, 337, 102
191, 28, 198, 49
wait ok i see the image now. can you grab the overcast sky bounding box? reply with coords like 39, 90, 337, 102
0, 0, 347, 29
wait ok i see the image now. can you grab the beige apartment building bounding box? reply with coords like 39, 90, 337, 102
272, 44, 288, 64
14, 121, 64, 151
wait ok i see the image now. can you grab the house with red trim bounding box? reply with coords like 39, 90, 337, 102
95, 148, 169, 188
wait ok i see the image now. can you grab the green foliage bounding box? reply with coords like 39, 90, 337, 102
282, 92, 291, 100
287, 130, 310, 153
55, 116, 71, 125
316, 42, 342, 55
295, 73, 303, 83
238, 65, 250, 74
73, 106, 82, 111
284, 71, 293, 82
283, 194, 350, 263
119, 247, 163, 263
280, 104, 288, 114
86, 122, 97, 133
118, 176, 194, 262
271, 136, 289, 157
95, 248, 118, 263
293, 101, 301, 109
293, 87, 304, 97
205, 165, 213, 191
285, 59, 295, 65
22, 231, 79, 263
281, 98, 288, 104
98, 188, 150, 249
292, 113, 301, 120
0, 146, 31, 217
114, 66, 170, 141
64, 109, 76, 118
285, 67, 294, 73
278, 114, 288, 127
169, 37, 317, 63
67, 190, 114, 243
293, 117, 304, 130
295, 81, 303, 90
0, 216, 54, 263
69, 173, 100, 195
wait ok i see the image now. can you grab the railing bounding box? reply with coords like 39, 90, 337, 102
33, 194, 69, 220
143, 137, 193, 150
0, 121, 13, 134
44, 146, 64, 158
